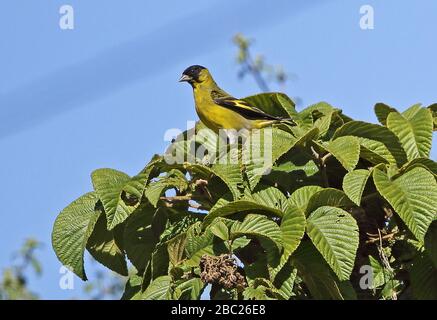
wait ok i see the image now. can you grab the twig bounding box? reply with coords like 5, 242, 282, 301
310, 146, 330, 187
365, 231, 397, 244
320, 152, 332, 164
160, 195, 193, 202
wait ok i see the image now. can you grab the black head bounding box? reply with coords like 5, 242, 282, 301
179, 65, 206, 83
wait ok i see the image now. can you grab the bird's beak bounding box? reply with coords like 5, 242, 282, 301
179, 74, 192, 82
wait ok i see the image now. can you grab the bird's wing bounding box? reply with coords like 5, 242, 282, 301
212, 95, 281, 121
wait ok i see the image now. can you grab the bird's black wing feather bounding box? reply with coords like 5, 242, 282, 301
213, 96, 281, 121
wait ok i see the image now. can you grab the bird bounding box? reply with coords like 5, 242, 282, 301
179, 65, 295, 133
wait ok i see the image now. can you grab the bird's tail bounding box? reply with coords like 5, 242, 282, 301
277, 118, 297, 126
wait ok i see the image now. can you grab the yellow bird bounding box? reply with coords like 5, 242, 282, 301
179, 65, 295, 132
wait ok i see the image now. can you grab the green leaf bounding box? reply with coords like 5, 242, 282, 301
298, 102, 336, 129
123, 206, 166, 271
400, 158, 437, 178
281, 201, 306, 256
204, 187, 286, 225
358, 137, 396, 165
209, 220, 229, 241
167, 233, 187, 266
289, 186, 323, 212
242, 92, 294, 118
386, 108, 433, 161
323, 136, 360, 171
174, 278, 205, 300
410, 253, 437, 300
402, 103, 423, 119
145, 170, 188, 207
52, 192, 99, 280
244, 128, 298, 190
142, 276, 172, 300
292, 241, 356, 299
150, 243, 170, 280
276, 93, 298, 118
265, 149, 321, 193
121, 274, 143, 300
86, 211, 128, 276
305, 188, 355, 216
367, 256, 392, 289
91, 169, 147, 230
185, 162, 242, 200
292, 127, 320, 146
185, 223, 225, 266
374, 103, 398, 126
272, 261, 297, 299
230, 214, 283, 248
306, 206, 359, 281
342, 169, 372, 206
334, 121, 407, 166
243, 286, 271, 300
373, 167, 437, 242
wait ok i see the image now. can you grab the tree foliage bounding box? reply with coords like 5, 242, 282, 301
52, 96, 437, 300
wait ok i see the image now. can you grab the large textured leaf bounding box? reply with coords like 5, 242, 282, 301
342, 169, 372, 206
184, 223, 224, 266
209, 219, 229, 241
410, 253, 437, 300
334, 121, 407, 166
373, 167, 437, 242
358, 137, 396, 165
142, 276, 172, 300
203, 187, 286, 225
230, 214, 283, 248
86, 211, 128, 276
276, 93, 298, 118
174, 278, 205, 300
280, 201, 306, 256
306, 206, 359, 281
400, 158, 437, 177
289, 186, 323, 213
367, 256, 393, 290
265, 149, 321, 193
167, 233, 187, 266
305, 188, 355, 216
185, 162, 242, 199
121, 274, 143, 300
374, 103, 398, 126
52, 192, 99, 280
123, 206, 165, 271
386, 108, 433, 161
91, 169, 148, 230
242, 92, 294, 118
321, 136, 360, 171
150, 243, 170, 281
272, 261, 297, 299
145, 170, 188, 207
244, 128, 297, 190
298, 102, 336, 128
292, 241, 357, 299
402, 103, 423, 119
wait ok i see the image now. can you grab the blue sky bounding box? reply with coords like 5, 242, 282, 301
0, 0, 436, 299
